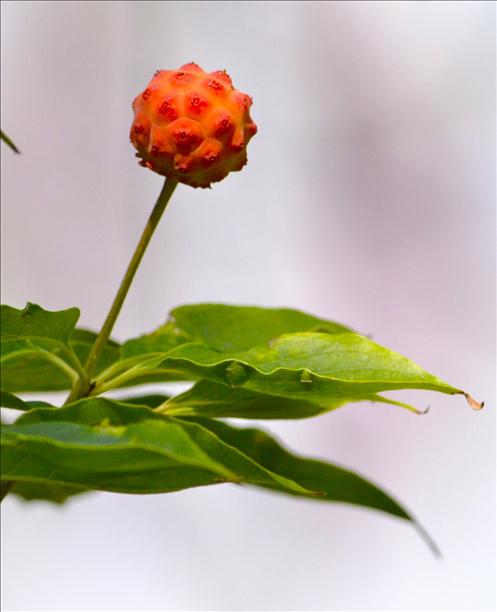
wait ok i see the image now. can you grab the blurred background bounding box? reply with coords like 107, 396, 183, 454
1, 1, 495, 610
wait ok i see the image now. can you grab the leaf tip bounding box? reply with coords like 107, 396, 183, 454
1, 130, 21, 154
464, 393, 484, 411
413, 520, 442, 559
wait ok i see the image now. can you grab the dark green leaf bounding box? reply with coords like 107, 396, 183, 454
180, 416, 439, 554
162, 380, 422, 419
1, 389, 53, 411
0, 398, 436, 550
117, 394, 170, 409
1, 129, 20, 154
1, 399, 312, 495
181, 416, 410, 517
1, 390, 32, 411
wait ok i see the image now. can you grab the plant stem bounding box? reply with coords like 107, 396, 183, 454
65, 177, 178, 404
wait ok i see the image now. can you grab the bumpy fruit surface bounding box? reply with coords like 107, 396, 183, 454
130, 63, 257, 188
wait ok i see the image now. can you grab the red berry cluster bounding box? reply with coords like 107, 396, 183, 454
130, 63, 257, 188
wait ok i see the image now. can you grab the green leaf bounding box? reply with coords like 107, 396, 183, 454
1, 389, 53, 411
163, 380, 342, 418
1, 399, 313, 496
181, 416, 438, 554
1, 389, 33, 411
1, 399, 436, 550
98, 332, 463, 407
0, 348, 76, 392
0, 305, 121, 392
122, 320, 189, 358
1, 303, 80, 342
83, 302, 475, 420
117, 394, 171, 409
91, 304, 465, 415
1, 129, 20, 154
123, 303, 351, 357
182, 416, 409, 516
1, 303, 81, 391
1, 349, 72, 392
70, 329, 121, 372
169, 303, 352, 351
167, 332, 460, 398
162, 380, 422, 419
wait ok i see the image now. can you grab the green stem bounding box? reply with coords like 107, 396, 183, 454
92, 353, 163, 386
2, 180, 178, 506
90, 366, 188, 396
90, 362, 160, 395
65, 178, 178, 404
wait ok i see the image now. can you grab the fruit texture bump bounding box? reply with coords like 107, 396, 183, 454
130, 63, 257, 188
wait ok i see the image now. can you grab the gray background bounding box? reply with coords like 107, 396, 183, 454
1, 1, 495, 610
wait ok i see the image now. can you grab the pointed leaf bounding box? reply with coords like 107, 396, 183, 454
92, 304, 470, 416
181, 416, 410, 517
162, 380, 423, 419
1, 399, 437, 549
1, 129, 20, 154
1, 399, 312, 495
100, 332, 462, 408
180, 416, 438, 553
1, 390, 53, 411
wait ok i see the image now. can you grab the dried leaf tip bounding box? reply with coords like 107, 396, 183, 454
464, 393, 484, 411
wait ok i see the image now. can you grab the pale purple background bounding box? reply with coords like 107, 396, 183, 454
1, 1, 495, 610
